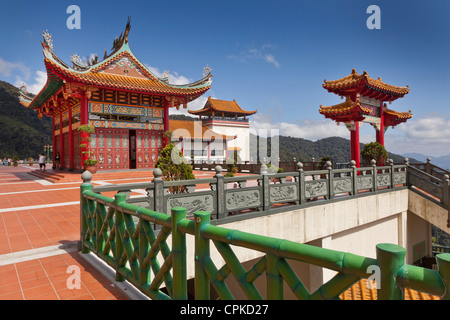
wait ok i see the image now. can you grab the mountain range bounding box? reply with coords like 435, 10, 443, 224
402, 152, 450, 171
0, 81, 52, 159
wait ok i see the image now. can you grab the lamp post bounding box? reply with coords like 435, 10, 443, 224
43, 145, 52, 164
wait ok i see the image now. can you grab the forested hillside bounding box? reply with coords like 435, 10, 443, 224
0, 81, 52, 159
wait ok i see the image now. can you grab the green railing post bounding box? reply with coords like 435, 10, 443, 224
436, 253, 450, 300
80, 171, 93, 253
171, 207, 187, 300
114, 193, 127, 282
194, 211, 211, 300
266, 253, 283, 300
376, 243, 406, 300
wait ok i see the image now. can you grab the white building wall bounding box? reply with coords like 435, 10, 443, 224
207, 123, 251, 162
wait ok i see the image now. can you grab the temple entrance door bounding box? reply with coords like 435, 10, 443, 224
129, 130, 136, 169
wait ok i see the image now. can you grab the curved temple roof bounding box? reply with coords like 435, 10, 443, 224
319, 97, 372, 123
188, 97, 257, 116
323, 69, 410, 102
20, 18, 212, 112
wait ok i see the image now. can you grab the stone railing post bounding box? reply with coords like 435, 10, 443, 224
404, 158, 410, 187
261, 164, 270, 211
298, 162, 306, 205
214, 165, 226, 219
426, 157, 432, 175
443, 175, 450, 228
350, 160, 357, 195
389, 159, 395, 189
152, 168, 164, 213
326, 161, 334, 200
376, 243, 406, 300
371, 159, 377, 192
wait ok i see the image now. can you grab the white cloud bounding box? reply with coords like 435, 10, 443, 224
0, 57, 30, 80
14, 70, 47, 95
227, 43, 280, 68
249, 113, 349, 141
145, 64, 193, 85
385, 114, 450, 157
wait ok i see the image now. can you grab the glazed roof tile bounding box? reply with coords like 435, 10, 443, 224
340, 279, 440, 300
189, 97, 257, 116
323, 69, 410, 99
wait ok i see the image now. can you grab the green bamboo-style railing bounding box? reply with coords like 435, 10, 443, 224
80, 171, 450, 300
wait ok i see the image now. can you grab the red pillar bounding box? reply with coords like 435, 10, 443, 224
52, 116, 56, 168
59, 107, 64, 169
163, 102, 169, 147
80, 93, 89, 169
350, 121, 360, 167
376, 102, 385, 146
68, 104, 74, 170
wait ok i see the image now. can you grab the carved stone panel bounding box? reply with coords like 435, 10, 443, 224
269, 185, 298, 203
167, 194, 214, 217
357, 176, 373, 190
226, 190, 261, 211
304, 181, 328, 198
394, 172, 406, 185
377, 174, 391, 187
333, 178, 352, 193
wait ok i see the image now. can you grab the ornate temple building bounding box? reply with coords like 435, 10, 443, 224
319, 69, 413, 167
19, 19, 212, 171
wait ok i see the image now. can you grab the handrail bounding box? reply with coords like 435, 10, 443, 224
80, 171, 450, 299
90, 159, 410, 222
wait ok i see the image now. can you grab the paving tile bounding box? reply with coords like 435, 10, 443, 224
0, 167, 214, 300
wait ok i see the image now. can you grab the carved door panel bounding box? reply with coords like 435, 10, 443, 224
97, 129, 106, 170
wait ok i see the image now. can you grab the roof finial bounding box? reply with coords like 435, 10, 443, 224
203, 65, 212, 78
42, 30, 54, 51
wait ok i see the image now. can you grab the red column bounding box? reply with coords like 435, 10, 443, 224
376, 102, 385, 146
68, 104, 74, 170
163, 102, 169, 148
59, 107, 64, 169
350, 121, 360, 167
52, 116, 56, 168
80, 93, 89, 169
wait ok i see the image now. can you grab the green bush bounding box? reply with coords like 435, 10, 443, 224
156, 143, 195, 193
361, 142, 388, 165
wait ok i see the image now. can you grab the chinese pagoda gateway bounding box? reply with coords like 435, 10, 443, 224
319, 69, 413, 167
19, 19, 212, 171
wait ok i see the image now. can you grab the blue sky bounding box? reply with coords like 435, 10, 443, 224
1, 0, 450, 157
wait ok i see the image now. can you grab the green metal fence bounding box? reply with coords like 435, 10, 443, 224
80, 171, 450, 300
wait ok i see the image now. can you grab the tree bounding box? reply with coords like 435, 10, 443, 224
155, 143, 195, 193
361, 142, 388, 165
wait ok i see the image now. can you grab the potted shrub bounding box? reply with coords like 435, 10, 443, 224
29, 157, 33, 166
13, 155, 19, 167
78, 124, 98, 174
